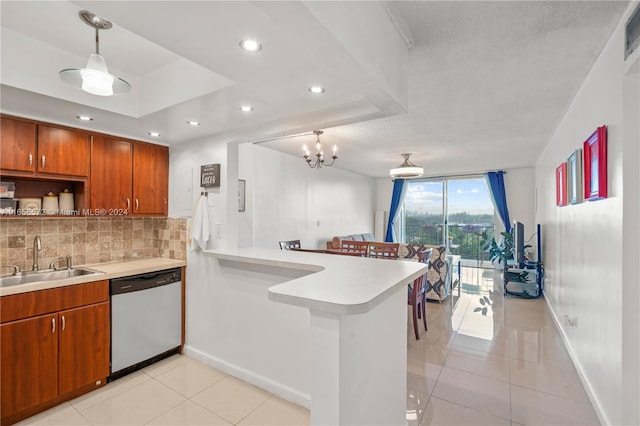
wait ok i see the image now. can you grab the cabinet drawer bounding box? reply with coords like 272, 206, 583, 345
0, 280, 109, 323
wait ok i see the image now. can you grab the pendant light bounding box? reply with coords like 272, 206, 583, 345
390, 153, 423, 179
59, 10, 131, 96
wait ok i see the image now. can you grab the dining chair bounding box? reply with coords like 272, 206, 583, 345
279, 240, 301, 250
367, 242, 399, 259
408, 248, 432, 340
340, 240, 369, 256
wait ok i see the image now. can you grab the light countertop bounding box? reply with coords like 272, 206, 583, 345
204, 247, 427, 315
0, 257, 186, 296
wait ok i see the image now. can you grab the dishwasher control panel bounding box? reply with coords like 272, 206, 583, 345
110, 268, 181, 295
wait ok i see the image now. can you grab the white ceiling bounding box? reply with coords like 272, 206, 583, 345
0, 1, 630, 178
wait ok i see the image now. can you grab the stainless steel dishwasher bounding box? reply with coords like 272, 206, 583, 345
109, 268, 182, 380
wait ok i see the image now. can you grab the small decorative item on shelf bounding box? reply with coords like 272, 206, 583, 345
0, 199, 18, 215
42, 192, 59, 215
0, 181, 15, 198
59, 189, 74, 215
19, 198, 41, 215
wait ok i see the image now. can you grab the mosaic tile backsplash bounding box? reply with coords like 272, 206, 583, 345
0, 217, 187, 273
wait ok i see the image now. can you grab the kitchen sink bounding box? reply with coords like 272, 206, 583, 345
0, 267, 103, 288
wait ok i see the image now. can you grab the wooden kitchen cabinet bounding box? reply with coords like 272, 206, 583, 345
0, 116, 37, 173
133, 142, 168, 215
1, 115, 169, 217
0, 314, 58, 419
0, 281, 109, 425
90, 135, 133, 211
37, 125, 90, 177
58, 302, 110, 395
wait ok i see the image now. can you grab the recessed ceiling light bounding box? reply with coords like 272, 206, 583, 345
187, 120, 200, 126
148, 131, 161, 137
76, 115, 93, 121
308, 85, 325, 95
239, 105, 253, 112
239, 39, 262, 52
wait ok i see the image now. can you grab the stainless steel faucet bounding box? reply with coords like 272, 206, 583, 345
50, 256, 72, 271
33, 235, 42, 271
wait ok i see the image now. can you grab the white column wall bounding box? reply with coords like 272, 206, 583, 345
534, 4, 639, 424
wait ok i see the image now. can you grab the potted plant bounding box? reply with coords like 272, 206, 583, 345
481, 231, 514, 269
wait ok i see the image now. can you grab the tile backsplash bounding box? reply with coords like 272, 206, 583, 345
0, 217, 186, 272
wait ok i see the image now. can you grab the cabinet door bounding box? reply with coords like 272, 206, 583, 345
0, 117, 36, 172
0, 314, 58, 418
37, 125, 90, 176
132, 142, 168, 215
58, 302, 110, 395
91, 135, 133, 211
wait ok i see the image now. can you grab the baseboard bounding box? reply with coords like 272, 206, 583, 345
183, 345, 311, 409
542, 291, 607, 426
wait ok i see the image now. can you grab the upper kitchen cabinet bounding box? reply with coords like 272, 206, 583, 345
90, 136, 133, 211
132, 142, 169, 215
0, 116, 37, 173
37, 125, 90, 177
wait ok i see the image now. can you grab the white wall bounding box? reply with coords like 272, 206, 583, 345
169, 137, 377, 405
534, 4, 640, 424
504, 168, 536, 257
239, 143, 376, 249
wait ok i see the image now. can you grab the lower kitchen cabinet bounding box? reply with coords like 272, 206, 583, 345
58, 302, 110, 395
0, 314, 58, 418
0, 282, 109, 426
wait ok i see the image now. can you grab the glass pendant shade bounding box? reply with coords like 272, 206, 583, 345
58, 10, 131, 96
80, 54, 114, 96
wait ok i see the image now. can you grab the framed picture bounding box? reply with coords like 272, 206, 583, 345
201, 164, 221, 188
238, 179, 246, 212
567, 149, 582, 205
556, 163, 567, 207
583, 125, 608, 201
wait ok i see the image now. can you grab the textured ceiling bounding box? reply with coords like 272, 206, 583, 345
0, 1, 630, 178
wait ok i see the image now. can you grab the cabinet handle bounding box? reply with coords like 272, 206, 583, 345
126, 198, 131, 209
29, 153, 33, 167
52, 317, 56, 334
135, 199, 139, 210
41, 155, 46, 169
61, 315, 66, 331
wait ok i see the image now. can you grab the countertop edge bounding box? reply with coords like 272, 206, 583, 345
0, 258, 187, 296
205, 248, 427, 315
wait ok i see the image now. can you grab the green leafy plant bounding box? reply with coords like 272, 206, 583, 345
480, 231, 514, 268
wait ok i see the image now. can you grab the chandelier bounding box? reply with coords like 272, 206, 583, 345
303, 130, 337, 169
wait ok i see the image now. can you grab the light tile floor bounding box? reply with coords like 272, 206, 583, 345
18, 267, 599, 425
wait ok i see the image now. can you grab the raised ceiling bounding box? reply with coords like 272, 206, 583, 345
0, 1, 630, 178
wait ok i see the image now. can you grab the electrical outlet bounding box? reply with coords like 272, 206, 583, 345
564, 315, 578, 327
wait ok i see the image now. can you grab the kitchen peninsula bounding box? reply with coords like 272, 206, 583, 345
199, 248, 426, 425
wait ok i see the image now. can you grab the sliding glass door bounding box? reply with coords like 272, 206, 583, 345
404, 176, 495, 268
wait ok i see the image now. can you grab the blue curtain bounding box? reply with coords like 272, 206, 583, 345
385, 179, 406, 242
486, 171, 511, 233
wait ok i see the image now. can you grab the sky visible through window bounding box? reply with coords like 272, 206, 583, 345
405, 178, 494, 217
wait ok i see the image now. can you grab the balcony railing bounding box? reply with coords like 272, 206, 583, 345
405, 224, 495, 267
